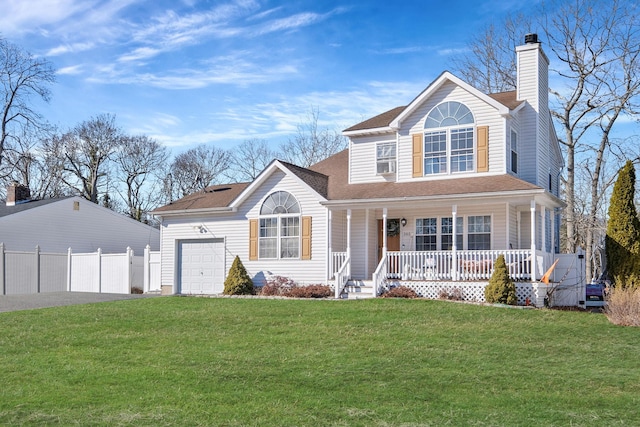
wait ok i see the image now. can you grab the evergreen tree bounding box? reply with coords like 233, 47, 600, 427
605, 161, 640, 288
223, 256, 254, 295
484, 254, 517, 305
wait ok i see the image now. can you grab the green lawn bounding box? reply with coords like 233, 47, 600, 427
0, 297, 638, 426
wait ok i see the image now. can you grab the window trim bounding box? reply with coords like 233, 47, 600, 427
376, 141, 397, 175
258, 191, 301, 260
413, 215, 491, 251
423, 102, 476, 176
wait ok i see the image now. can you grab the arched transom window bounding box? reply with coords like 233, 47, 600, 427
423, 101, 475, 175
259, 191, 300, 258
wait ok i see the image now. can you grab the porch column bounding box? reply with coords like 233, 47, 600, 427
530, 200, 537, 282
451, 204, 458, 280
541, 205, 547, 254
551, 208, 556, 254
382, 208, 388, 257
365, 209, 370, 276
327, 209, 332, 283
346, 209, 352, 259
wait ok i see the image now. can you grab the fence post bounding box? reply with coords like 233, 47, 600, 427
97, 248, 102, 293
0, 243, 5, 295
67, 248, 72, 292
143, 244, 150, 293
35, 245, 41, 294
126, 247, 132, 294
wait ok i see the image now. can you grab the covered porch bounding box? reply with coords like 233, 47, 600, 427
327, 196, 561, 300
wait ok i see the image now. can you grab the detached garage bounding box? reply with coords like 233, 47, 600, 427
178, 239, 225, 294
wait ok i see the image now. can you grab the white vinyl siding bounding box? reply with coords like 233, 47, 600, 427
398, 82, 506, 182
349, 135, 398, 183
159, 169, 327, 291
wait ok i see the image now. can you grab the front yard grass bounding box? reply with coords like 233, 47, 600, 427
0, 297, 638, 426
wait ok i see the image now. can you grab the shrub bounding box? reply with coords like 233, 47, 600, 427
259, 275, 297, 296
439, 287, 464, 301
223, 256, 254, 295
285, 285, 332, 298
131, 286, 143, 294
484, 254, 517, 305
381, 286, 418, 299
606, 160, 640, 288
605, 285, 640, 326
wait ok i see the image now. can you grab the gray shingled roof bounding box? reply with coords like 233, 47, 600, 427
0, 197, 73, 218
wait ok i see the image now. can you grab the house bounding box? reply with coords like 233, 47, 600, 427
153, 34, 565, 303
0, 183, 160, 255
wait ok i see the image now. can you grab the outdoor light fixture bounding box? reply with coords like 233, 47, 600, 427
401, 218, 407, 227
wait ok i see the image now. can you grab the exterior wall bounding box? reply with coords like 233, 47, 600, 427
0, 197, 159, 254
349, 134, 397, 184
159, 170, 328, 291
398, 81, 507, 182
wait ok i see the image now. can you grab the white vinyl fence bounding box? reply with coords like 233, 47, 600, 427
0, 244, 160, 296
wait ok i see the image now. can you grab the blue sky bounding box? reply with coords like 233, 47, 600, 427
1, 0, 540, 153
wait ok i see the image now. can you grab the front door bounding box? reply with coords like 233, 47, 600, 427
377, 218, 401, 262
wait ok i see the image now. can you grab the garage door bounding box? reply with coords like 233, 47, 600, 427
178, 239, 225, 294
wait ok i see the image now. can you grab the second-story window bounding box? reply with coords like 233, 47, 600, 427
376, 142, 396, 174
424, 101, 475, 175
510, 129, 518, 174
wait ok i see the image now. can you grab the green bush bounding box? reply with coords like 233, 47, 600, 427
484, 255, 517, 305
223, 256, 254, 295
606, 160, 640, 288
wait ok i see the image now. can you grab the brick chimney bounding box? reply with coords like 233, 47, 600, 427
6, 182, 31, 206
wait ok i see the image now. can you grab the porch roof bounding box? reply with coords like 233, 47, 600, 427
310, 150, 557, 206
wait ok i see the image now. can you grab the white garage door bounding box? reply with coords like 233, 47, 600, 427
178, 239, 225, 294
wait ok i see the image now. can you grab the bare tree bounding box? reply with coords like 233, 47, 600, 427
229, 138, 275, 182
58, 114, 124, 203
0, 37, 55, 168
278, 107, 347, 168
451, 15, 532, 93
451, 0, 640, 280
114, 135, 169, 222
544, 0, 640, 279
169, 144, 231, 199
0, 128, 68, 199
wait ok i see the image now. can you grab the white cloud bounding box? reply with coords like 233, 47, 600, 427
46, 42, 95, 56
0, 0, 92, 35
57, 65, 84, 75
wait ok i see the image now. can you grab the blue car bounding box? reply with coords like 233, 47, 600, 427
586, 282, 605, 301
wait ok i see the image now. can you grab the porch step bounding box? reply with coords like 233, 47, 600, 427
341, 280, 375, 299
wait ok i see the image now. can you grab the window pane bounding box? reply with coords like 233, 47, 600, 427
376, 142, 396, 174
451, 127, 474, 173
259, 238, 277, 258
416, 218, 437, 250
468, 215, 491, 250
281, 237, 299, 258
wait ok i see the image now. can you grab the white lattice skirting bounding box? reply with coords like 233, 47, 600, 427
387, 280, 539, 306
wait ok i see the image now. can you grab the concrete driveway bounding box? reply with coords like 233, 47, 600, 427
0, 292, 161, 313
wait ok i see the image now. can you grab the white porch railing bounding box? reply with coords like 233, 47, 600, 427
331, 252, 347, 279
386, 250, 534, 282
372, 255, 388, 297
334, 255, 351, 298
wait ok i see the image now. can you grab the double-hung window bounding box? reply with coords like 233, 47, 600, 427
424, 101, 475, 175
376, 142, 396, 174
467, 215, 491, 250
259, 191, 300, 259
415, 218, 437, 251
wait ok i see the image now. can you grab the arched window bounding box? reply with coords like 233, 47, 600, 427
259, 191, 300, 258
423, 101, 475, 175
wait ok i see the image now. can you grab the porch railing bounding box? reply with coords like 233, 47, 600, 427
331, 252, 347, 279
334, 255, 351, 298
386, 250, 534, 282
372, 255, 387, 297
